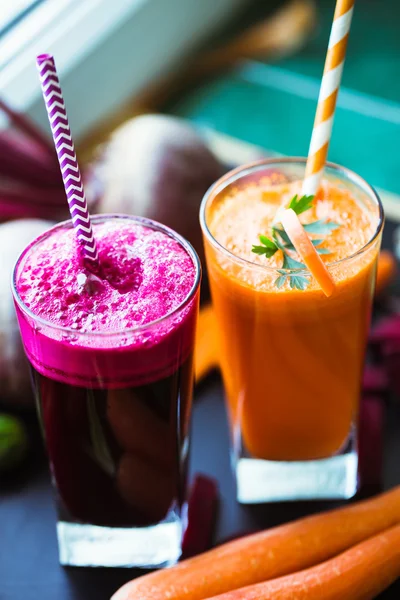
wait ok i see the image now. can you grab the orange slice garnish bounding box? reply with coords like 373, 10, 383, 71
280, 209, 335, 297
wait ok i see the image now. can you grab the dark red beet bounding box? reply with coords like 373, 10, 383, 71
362, 366, 389, 395
381, 348, 400, 398
95, 115, 224, 265
369, 316, 400, 344
358, 396, 384, 492
0, 101, 101, 223
368, 316, 400, 399
181, 474, 219, 559
0, 98, 53, 154
383, 339, 400, 353
0, 130, 60, 187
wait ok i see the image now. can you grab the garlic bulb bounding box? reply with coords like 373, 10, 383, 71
0, 219, 52, 406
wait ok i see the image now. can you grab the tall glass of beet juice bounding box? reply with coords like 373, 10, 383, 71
200, 158, 383, 504
12, 214, 200, 568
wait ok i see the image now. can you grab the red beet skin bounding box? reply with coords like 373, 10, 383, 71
181, 474, 219, 559
359, 395, 384, 490
362, 366, 389, 394
370, 316, 400, 344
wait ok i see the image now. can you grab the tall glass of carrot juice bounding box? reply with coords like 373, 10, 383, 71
200, 158, 383, 503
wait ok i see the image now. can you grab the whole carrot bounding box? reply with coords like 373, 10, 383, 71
207, 524, 400, 600
112, 486, 400, 600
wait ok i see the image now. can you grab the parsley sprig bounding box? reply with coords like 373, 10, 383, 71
252, 194, 340, 290
289, 194, 314, 214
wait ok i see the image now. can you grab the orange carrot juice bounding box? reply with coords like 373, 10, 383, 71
200, 159, 383, 502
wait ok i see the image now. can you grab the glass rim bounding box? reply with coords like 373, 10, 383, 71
12, 213, 201, 338
199, 157, 384, 274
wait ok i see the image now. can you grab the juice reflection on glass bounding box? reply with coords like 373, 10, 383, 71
12, 215, 200, 567
200, 159, 383, 503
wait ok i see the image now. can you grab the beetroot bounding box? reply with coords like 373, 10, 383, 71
362, 366, 389, 395
369, 316, 400, 399
95, 114, 224, 264
182, 474, 219, 559
370, 316, 400, 345
0, 99, 101, 222
359, 395, 384, 491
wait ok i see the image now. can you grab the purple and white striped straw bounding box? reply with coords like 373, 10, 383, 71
36, 53, 98, 264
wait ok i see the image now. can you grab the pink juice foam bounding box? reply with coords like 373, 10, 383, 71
13, 216, 200, 388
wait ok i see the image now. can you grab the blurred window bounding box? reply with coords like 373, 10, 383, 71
0, 0, 247, 137
0, 1, 42, 37
0, 0, 76, 72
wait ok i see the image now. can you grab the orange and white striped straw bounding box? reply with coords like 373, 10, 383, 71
302, 0, 355, 196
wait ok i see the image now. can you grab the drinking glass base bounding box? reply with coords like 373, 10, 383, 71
236, 451, 358, 503
57, 516, 183, 568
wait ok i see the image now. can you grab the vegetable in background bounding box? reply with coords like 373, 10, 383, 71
96, 114, 224, 264
0, 413, 28, 471
0, 219, 53, 406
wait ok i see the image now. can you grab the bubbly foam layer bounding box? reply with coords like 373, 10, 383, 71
17, 220, 196, 333
14, 218, 199, 388
209, 179, 377, 268
208, 179, 379, 293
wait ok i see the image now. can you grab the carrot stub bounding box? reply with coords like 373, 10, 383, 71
375, 249, 396, 296
112, 485, 400, 600
195, 304, 219, 381
280, 208, 335, 297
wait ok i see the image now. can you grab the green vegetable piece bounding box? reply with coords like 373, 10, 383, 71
0, 414, 28, 471
288, 194, 314, 215
251, 193, 340, 291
